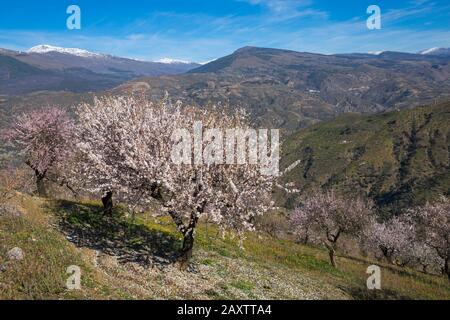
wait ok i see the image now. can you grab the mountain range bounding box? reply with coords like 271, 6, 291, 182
0, 45, 200, 95
1, 44, 450, 133
117, 46, 450, 133
1, 44, 449, 212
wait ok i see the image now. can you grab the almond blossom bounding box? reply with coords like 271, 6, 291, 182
2, 107, 74, 197
290, 191, 374, 267
409, 197, 450, 281
74, 95, 275, 267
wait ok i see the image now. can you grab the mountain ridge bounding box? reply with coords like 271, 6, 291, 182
120, 45, 450, 133
2, 44, 450, 132
0, 46, 201, 95
27, 44, 105, 58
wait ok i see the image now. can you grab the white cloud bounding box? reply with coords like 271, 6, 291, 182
238, 0, 327, 20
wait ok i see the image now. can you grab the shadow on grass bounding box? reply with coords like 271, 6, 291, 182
342, 254, 446, 287
48, 199, 181, 268
340, 285, 414, 300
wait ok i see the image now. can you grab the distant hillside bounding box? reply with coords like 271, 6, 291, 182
2, 45, 450, 133
0, 54, 126, 95
278, 101, 450, 215
124, 46, 450, 133
0, 46, 200, 95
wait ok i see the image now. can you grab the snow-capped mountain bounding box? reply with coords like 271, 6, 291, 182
17, 45, 198, 75
2, 44, 449, 96
366, 48, 450, 57
0, 44, 201, 95
27, 44, 104, 58
27, 45, 201, 66
156, 58, 192, 64
419, 47, 450, 56
19, 44, 200, 74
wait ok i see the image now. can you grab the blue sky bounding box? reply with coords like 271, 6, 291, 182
0, 0, 449, 62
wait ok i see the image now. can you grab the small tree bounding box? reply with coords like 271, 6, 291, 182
367, 215, 415, 265
2, 108, 74, 197
409, 197, 450, 281
0, 167, 27, 204
408, 241, 443, 274
291, 205, 316, 244
291, 191, 374, 267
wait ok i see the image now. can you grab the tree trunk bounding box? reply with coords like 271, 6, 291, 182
101, 191, 113, 216
179, 228, 195, 270
380, 246, 395, 265
328, 247, 337, 268
325, 232, 340, 268
421, 264, 428, 274
303, 234, 309, 245
178, 213, 199, 270
445, 257, 450, 282
35, 170, 47, 197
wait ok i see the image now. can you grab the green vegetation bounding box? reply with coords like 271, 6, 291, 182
0, 196, 121, 299
279, 102, 450, 216
1, 194, 449, 300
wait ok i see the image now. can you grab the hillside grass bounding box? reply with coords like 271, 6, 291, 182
1, 194, 449, 300
0, 195, 126, 299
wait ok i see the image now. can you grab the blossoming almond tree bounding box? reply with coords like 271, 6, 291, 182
290, 191, 374, 267
74, 95, 275, 267
2, 107, 74, 197
72, 96, 156, 214
408, 241, 443, 274
291, 204, 316, 245
0, 167, 27, 204
366, 215, 416, 265
409, 197, 450, 281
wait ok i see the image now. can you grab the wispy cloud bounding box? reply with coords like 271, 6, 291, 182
239, 0, 328, 20
0, 0, 448, 62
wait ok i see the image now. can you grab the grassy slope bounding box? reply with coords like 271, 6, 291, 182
278, 102, 450, 215
1, 194, 449, 300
